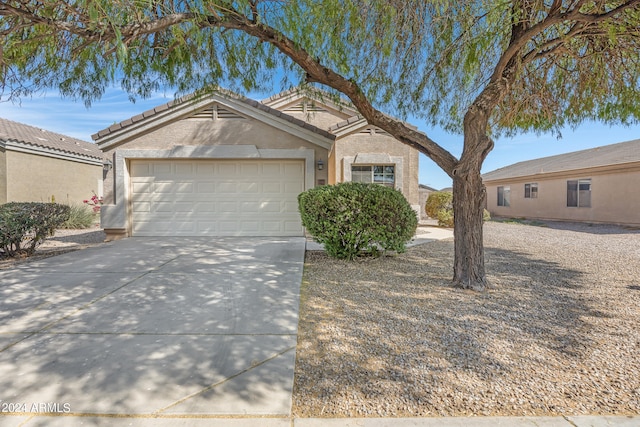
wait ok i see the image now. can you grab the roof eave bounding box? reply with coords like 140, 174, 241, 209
0, 139, 104, 166
94, 93, 335, 151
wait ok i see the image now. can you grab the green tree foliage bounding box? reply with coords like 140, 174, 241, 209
2, 1, 639, 289
298, 183, 418, 260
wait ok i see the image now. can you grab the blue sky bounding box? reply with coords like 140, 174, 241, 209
1, 88, 639, 190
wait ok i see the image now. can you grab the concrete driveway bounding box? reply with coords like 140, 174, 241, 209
0, 237, 305, 425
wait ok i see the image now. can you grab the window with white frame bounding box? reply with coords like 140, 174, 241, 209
497, 186, 510, 207
351, 165, 395, 187
567, 179, 591, 207
524, 183, 538, 199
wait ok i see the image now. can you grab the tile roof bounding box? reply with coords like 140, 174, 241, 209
482, 138, 640, 181
0, 117, 103, 160
92, 89, 336, 142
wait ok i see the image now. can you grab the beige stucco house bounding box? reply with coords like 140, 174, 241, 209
0, 117, 105, 205
483, 138, 640, 226
93, 88, 420, 239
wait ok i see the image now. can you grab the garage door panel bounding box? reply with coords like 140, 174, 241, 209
152, 162, 172, 175
130, 159, 304, 237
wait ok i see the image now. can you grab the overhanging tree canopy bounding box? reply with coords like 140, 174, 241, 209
2, 0, 639, 290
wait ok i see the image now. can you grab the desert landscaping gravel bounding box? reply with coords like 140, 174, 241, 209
293, 220, 640, 417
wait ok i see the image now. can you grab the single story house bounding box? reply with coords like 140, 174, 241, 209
0, 117, 105, 205
93, 88, 420, 239
483, 138, 640, 226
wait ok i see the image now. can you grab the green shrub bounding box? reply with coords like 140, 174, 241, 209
425, 191, 491, 227
0, 202, 71, 257
436, 208, 455, 227
425, 191, 454, 227
298, 182, 418, 260
61, 204, 96, 229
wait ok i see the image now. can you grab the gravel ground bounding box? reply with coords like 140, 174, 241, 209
0, 227, 106, 269
293, 220, 640, 417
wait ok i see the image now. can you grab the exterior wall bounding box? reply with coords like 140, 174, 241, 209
0, 147, 6, 204
485, 164, 640, 226
101, 116, 329, 204
418, 187, 436, 220
5, 150, 103, 205
331, 132, 420, 207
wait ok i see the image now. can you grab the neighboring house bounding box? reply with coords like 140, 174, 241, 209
483, 138, 640, 226
0, 117, 105, 205
93, 88, 420, 239
418, 184, 438, 220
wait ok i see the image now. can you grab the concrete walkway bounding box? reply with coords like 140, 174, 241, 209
0, 237, 305, 425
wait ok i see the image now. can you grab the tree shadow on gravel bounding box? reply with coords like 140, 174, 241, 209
294, 240, 639, 417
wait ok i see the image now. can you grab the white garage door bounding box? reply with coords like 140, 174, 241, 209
130, 159, 305, 236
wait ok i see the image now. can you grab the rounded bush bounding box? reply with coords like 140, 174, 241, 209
425, 191, 454, 227
298, 182, 418, 260
425, 191, 491, 227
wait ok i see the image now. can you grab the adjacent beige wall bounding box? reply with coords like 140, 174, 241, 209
331, 132, 420, 206
5, 151, 103, 205
485, 163, 640, 226
0, 148, 7, 204
101, 116, 329, 204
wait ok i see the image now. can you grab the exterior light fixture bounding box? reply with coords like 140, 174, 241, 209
317, 159, 324, 170
102, 159, 113, 172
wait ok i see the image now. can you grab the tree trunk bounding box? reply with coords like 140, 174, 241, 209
452, 107, 493, 291
452, 167, 488, 291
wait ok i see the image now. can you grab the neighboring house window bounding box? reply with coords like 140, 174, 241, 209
567, 179, 591, 207
497, 186, 510, 207
524, 183, 538, 199
351, 165, 395, 187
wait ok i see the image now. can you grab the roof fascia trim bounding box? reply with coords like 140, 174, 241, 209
0, 139, 104, 166
482, 161, 640, 184
96, 94, 334, 151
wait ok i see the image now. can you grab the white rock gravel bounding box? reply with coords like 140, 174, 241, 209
293, 221, 640, 418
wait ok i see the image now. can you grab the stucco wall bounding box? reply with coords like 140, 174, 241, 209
100, 115, 329, 204
0, 147, 7, 204
5, 151, 103, 205
485, 164, 640, 226
331, 133, 420, 206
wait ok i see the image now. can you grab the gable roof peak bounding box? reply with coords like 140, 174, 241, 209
92, 88, 335, 148
262, 86, 358, 115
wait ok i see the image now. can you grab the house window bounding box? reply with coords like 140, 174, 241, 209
497, 186, 510, 207
567, 179, 591, 207
351, 165, 395, 187
524, 183, 538, 199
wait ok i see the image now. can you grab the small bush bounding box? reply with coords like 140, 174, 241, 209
426, 191, 491, 227
61, 204, 96, 229
425, 191, 454, 227
0, 202, 71, 257
298, 182, 418, 260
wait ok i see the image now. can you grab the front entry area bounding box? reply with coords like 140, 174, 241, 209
129, 159, 305, 237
